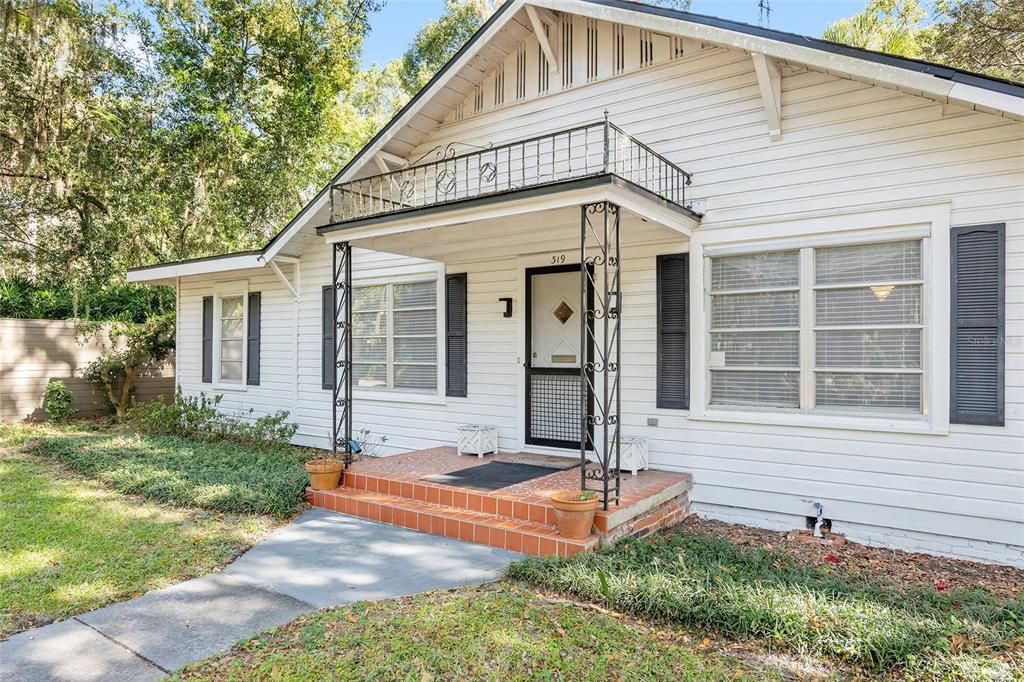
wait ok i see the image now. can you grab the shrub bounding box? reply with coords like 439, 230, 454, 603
44, 381, 77, 422
79, 313, 175, 419
126, 390, 298, 452
0, 277, 173, 322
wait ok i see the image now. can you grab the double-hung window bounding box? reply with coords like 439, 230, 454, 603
708, 239, 924, 416
217, 294, 245, 384
352, 279, 439, 393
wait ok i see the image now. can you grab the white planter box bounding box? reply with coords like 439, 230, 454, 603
457, 424, 498, 458
619, 437, 650, 476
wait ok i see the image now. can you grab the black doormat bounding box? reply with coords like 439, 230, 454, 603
422, 461, 562, 492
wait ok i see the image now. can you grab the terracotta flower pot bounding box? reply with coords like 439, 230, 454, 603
549, 490, 600, 539
305, 458, 344, 490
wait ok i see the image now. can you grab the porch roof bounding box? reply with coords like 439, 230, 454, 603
317, 174, 698, 262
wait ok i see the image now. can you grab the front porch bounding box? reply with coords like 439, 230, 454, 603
308, 448, 691, 557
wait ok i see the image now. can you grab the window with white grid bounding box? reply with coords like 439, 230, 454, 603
707, 240, 925, 416
708, 250, 801, 408
814, 241, 923, 413
352, 280, 439, 393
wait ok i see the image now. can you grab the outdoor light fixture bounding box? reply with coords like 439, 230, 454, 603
499, 297, 513, 318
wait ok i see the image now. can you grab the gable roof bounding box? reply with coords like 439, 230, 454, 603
128, 0, 1024, 282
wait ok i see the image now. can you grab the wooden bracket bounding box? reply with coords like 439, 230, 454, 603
752, 52, 782, 140
526, 5, 559, 73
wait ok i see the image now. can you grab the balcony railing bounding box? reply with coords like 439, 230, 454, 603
329, 118, 692, 224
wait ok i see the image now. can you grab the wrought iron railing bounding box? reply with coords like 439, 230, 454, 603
329, 117, 692, 224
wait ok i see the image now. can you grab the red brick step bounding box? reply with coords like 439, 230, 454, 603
313, 487, 598, 557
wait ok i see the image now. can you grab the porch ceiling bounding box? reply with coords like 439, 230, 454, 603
319, 175, 697, 263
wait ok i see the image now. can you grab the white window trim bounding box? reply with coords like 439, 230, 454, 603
351, 267, 446, 403
688, 203, 951, 436
212, 281, 249, 392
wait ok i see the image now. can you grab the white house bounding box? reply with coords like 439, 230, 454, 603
129, 0, 1024, 565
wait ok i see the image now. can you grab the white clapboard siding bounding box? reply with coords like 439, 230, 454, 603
173, 42, 1024, 564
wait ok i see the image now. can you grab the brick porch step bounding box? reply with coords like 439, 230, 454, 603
341, 469, 691, 534
311, 487, 598, 557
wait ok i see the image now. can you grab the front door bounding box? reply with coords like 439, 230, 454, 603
525, 265, 592, 450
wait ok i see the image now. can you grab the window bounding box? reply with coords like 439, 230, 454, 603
353, 280, 439, 393
217, 294, 245, 384
708, 240, 924, 416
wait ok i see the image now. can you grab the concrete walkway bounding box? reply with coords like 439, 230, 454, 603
1, 509, 518, 681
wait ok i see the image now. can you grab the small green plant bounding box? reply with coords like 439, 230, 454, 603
126, 389, 298, 452
43, 381, 77, 422
578, 490, 598, 501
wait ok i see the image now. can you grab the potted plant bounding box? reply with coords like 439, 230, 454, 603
549, 490, 600, 539
305, 458, 344, 490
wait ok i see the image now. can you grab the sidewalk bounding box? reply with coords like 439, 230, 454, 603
1, 509, 518, 681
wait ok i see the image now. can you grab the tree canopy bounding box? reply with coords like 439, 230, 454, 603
824, 0, 1024, 81
0, 0, 389, 287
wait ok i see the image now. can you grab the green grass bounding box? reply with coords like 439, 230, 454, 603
508, 530, 1024, 680
0, 449, 277, 638
0, 422, 309, 517
175, 583, 788, 681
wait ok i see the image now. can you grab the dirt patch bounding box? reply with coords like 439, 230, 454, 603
679, 516, 1024, 601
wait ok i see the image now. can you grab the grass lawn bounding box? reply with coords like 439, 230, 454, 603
0, 448, 277, 638
175, 583, 790, 681
508, 529, 1024, 680
0, 422, 309, 517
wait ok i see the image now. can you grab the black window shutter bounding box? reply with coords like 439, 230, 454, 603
657, 254, 689, 409
322, 285, 334, 390
201, 296, 213, 383
950, 224, 1005, 426
246, 292, 261, 386
445, 273, 468, 397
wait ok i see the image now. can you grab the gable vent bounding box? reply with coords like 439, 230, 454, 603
515, 45, 527, 100
586, 18, 598, 82
537, 25, 550, 94
473, 86, 484, 114
612, 23, 625, 75
560, 16, 573, 89
640, 29, 654, 68
494, 66, 505, 107
672, 36, 685, 59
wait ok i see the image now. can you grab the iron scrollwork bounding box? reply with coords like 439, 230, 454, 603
579, 201, 622, 510
332, 242, 353, 465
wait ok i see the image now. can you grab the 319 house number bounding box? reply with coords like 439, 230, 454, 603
550, 254, 566, 264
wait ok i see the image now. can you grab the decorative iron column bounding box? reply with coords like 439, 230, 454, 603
332, 242, 354, 465
580, 201, 622, 510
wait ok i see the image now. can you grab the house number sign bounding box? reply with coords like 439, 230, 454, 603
550, 254, 566, 264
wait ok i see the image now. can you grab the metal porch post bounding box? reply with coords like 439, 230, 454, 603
580, 201, 622, 510
332, 242, 353, 465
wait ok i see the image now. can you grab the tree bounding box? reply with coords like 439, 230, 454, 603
399, 0, 486, 94
0, 1, 149, 286
1, 0, 390, 284
922, 0, 1024, 81
80, 312, 176, 419
130, 0, 382, 264
823, 0, 929, 57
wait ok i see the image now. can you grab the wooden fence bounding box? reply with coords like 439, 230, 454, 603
0, 319, 175, 423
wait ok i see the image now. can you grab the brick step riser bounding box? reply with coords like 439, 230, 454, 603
311, 488, 594, 558
343, 471, 559, 526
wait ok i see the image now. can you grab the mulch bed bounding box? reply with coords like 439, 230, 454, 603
679, 516, 1024, 601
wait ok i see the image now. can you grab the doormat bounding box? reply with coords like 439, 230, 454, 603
422, 461, 562, 492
